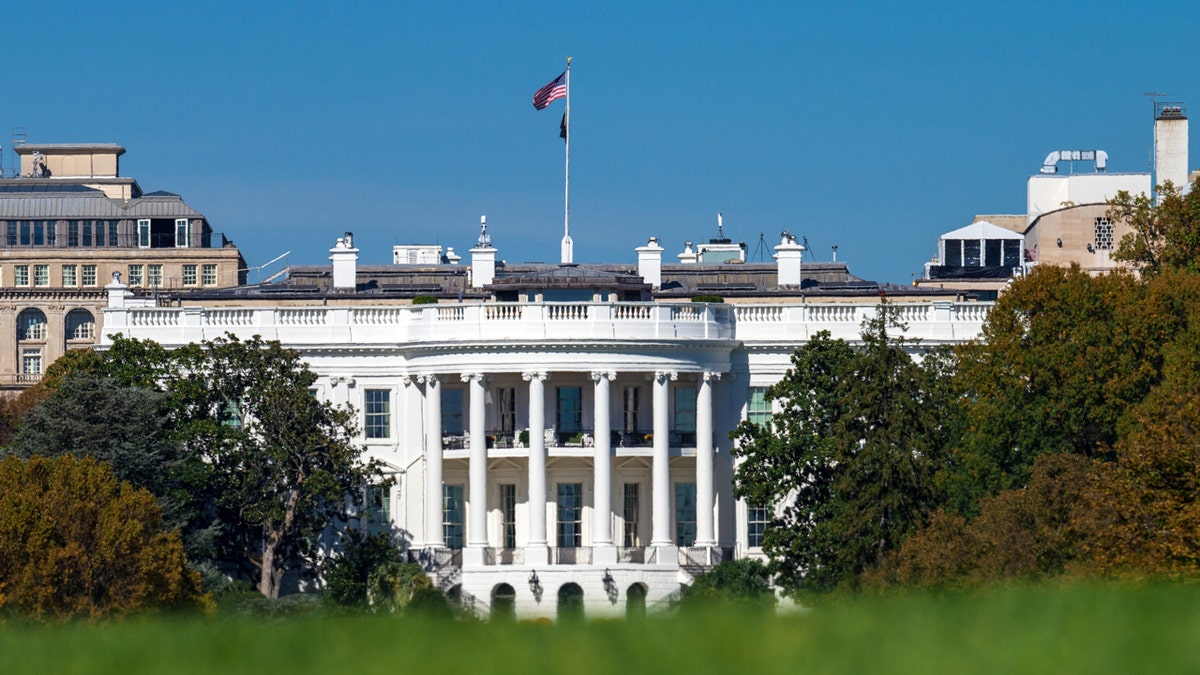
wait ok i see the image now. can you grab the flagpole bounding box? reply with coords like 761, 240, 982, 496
561, 56, 573, 264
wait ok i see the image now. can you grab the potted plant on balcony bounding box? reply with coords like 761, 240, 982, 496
518, 429, 529, 446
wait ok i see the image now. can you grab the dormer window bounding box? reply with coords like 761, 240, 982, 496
137, 219, 151, 248
175, 219, 191, 248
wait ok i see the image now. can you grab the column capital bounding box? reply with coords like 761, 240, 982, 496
590, 370, 616, 382
460, 372, 486, 383
521, 371, 548, 382
417, 374, 440, 385
702, 371, 723, 383
654, 370, 678, 383
400, 375, 413, 387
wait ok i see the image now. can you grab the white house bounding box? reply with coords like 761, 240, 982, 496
101, 226, 992, 618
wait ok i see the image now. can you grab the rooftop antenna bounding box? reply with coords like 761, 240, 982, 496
831, 245, 838, 262
802, 236, 816, 261
751, 232, 768, 262
717, 212, 724, 239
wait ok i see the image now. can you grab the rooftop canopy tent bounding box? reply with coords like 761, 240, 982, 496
931, 221, 1025, 279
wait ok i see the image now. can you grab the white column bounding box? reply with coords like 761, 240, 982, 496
464, 373, 488, 564
695, 372, 719, 547
592, 370, 616, 564
651, 371, 675, 550
422, 375, 444, 549
523, 371, 549, 566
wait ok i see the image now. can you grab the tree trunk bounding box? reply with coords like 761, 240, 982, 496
260, 532, 280, 599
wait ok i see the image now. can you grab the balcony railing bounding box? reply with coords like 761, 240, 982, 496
618, 547, 647, 564
483, 547, 525, 565
554, 547, 593, 565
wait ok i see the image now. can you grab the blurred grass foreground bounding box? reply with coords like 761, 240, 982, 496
2, 582, 1198, 675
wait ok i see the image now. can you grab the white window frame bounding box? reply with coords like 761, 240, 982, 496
175, 218, 191, 248
62, 264, 78, 287
81, 265, 97, 287
33, 264, 49, 287
137, 219, 151, 248
182, 264, 198, 286
14, 264, 29, 286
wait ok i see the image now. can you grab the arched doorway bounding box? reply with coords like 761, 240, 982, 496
491, 583, 516, 621
557, 582, 584, 620
626, 583, 647, 618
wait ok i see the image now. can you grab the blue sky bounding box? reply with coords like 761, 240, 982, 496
6, 1, 1197, 283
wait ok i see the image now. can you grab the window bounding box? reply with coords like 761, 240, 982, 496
675, 482, 696, 546
5, 222, 14, 246
147, 264, 163, 287
68, 222, 79, 247
441, 388, 464, 435
963, 239, 981, 267
14, 265, 29, 286
137, 219, 151, 248
748, 387, 771, 426
623, 483, 641, 547
443, 485, 465, 549
18, 309, 47, 340
1095, 217, 1115, 251
674, 386, 697, 445
557, 483, 583, 547
62, 265, 77, 287
108, 221, 119, 246
18, 221, 30, 246
182, 264, 197, 286
364, 389, 391, 439
497, 387, 516, 433
32, 221, 44, 246
500, 483, 517, 549
21, 349, 42, 376
623, 386, 640, 432
220, 399, 243, 430
33, 265, 48, 287
82, 265, 97, 286
175, 218, 191, 247
364, 485, 391, 535
66, 309, 95, 341
128, 264, 144, 286
556, 386, 583, 433
1003, 239, 1021, 267
748, 503, 769, 548
202, 264, 217, 286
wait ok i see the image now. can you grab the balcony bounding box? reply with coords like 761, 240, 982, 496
553, 547, 593, 565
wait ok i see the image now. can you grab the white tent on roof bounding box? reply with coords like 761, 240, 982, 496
938, 221, 1025, 269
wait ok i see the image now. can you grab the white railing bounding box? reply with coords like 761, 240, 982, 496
102, 300, 992, 348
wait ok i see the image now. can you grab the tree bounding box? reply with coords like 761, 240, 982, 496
681, 559, 775, 611
171, 335, 389, 599
322, 530, 403, 608
1109, 178, 1200, 277
0, 455, 209, 620
731, 303, 949, 595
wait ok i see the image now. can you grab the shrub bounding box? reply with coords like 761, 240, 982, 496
322, 531, 403, 608
411, 295, 439, 305
0, 455, 209, 621
690, 294, 724, 303
681, 559, 775, 611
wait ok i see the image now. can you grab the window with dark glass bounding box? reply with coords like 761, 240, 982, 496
442, 388, 464, 435
364, 389, 391, 439
443, 485, 464, 549
675, 482, 696, 546
748, 503, 769, 548
557, 386, 583, 433
623, 483, 640, 547
500, 483, 517, 548
557, 483, 583, 547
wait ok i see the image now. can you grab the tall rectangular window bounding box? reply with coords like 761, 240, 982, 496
32, 221, 44, 246
5, 222, 15, 246
623, 386, 640, 432
182, 264, 197, 286
623, 483, 641, 547
748, 387, 772, 426
557, 483, 583, 547
748, 503, 769, 548
674, 386, 697, 445
81, 265, 97, 287
22, 349, 42, 375
147, 264, 163, 287
364, 389, 391, 439
107, 221, 119, 246
497, 387, 516, 433
14, 265, 29, 286
68, 222, 80, 247
500, 483, 517, 549
443, 485, 464, 549
441, 388, 464, 435
137, 219, 151, 248
62, 265, 77, 287
19, 221, 30, 246
33, 265, 49, 287
202, 264, 217, 286
128, 264, 144, 286
175, 218, 191, 247
675, 482, 696, 547
365, 485, 391, 535
556, 386, 583, 433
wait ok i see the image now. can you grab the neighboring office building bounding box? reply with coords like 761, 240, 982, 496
103, 223, 991, 618
0, 142, 245, 392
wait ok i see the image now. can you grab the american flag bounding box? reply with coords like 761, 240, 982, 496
532, 72, 567, 110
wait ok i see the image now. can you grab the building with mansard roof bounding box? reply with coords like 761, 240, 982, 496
102, 218, 990, 618
0, 142, 245, 392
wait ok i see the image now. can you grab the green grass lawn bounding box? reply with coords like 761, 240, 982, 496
2, 582, 1198, 675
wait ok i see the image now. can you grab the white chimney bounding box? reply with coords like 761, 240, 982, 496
471, 215, 497, 288
1155, 103, 1189, 196
677, 241, 698, 264
774, 232, 805, 288
636, 236, 664, 288
330, 235, 359, 291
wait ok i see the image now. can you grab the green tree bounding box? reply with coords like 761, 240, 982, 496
0, 455, 209, 620
1109, 178, 1200, 277
322, 530, 404, 608
731, 303, 949, 595
681, 559, 775, 610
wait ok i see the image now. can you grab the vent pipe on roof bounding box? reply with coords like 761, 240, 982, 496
1040, 150, 1108, 174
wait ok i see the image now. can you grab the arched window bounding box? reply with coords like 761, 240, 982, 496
626, 583, 647, 619
491, 583, 516, 621
557, 582, 584, 620
65, 308, 95, 341
17, 308, 47, 341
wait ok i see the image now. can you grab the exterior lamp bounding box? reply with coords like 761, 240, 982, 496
602, 568, 615, 591
529, 570, 541, 592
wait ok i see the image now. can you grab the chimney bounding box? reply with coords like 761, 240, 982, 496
470, 215, 497, 288
1155, 102, 1189, 197
677, 241, 698, 264
636, 236, 664, 288
774, 231, 805, 288
330, 233, 359, 291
